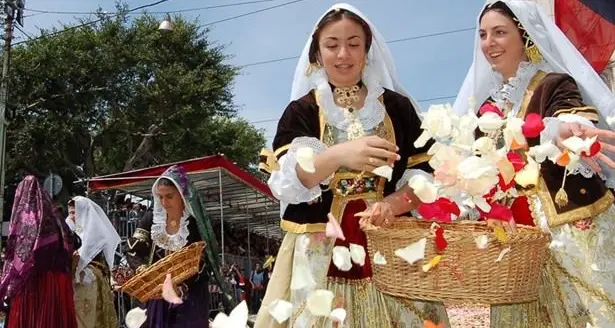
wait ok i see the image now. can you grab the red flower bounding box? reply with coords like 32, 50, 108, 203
479, 102, 504, 117
581, 141, 601, 157
506, 152, 525, 172
434, 227, 448, 253
418, 198, 460, 223
521, 113, 545, 138
478, 202, 514, 222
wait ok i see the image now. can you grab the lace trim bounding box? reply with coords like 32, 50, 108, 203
151, 209, 190, 251
309, 65, 385, 132
490, 61, 552, 114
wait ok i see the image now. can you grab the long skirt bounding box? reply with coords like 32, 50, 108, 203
490, 201, 615, 328
8, 270, 78, 328
74, 266, 119, 328
255, 199, 450, 328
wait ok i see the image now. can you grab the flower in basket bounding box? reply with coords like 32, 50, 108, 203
414, 104, 458, 148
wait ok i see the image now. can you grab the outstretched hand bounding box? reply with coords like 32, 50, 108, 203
558, 123, 615, 172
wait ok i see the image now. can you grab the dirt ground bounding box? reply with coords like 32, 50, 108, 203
447, 304, 490, 328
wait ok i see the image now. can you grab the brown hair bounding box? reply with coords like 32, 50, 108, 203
308, 8, 372, 64
479, 1, 531, 45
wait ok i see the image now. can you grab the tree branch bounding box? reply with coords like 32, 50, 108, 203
24, 87, 109, 110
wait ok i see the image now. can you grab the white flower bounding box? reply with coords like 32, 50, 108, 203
528, 141, 561, 164
456, 156, 499, 196
561, 136, 597, 155
268, 299, 293, 324
407, 174, 438, 203
415, 104, 457, 147
515, 156, 540, 188
472, 137, 495, 156
395, 238, 426, 265
212, 301, 249, 328
296, 147, 315, 173
477, 112, 505, 133
349, 243, 366, 266
332, 246, 352, 271
452, 110, 479, 146
306, 290, 335, 317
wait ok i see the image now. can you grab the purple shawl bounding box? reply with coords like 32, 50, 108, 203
0, 176, 73, 300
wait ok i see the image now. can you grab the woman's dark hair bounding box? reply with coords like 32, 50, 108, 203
67, 199, 75, 207
308, 8, 372, 64
479, 1, 529, 43
156, 177, 177, 189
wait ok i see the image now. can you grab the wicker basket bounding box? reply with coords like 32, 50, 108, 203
366, 218, 550, 304
121, 241, 206, 303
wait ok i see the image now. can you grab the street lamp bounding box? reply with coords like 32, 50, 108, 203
158, 14, 173, 32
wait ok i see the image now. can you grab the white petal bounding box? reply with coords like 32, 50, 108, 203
306, 290, 335, 317
407, 175, 438, 203
373, 251, 387, 265
395, 238, 426, 265
561, 136, 596, 155
219, 300, 249, 328
607, 115, 615, 128
528, 141, 561, 164
211, 313, 231, 328
330, 308, 347, 323
495, 246, 511, 262
566, 152, 582, 172
349, 243, 366, 266
296, 147, 316, 173
477, 112, 505, 133
372, 165, 393, 181
590, 263, 600, 272
475, 234, 489, 249
268, 299, 293, 324
515, 156, 540, 188
125, 308, 147, 328
473, 196, 491, 212
414, 130, 432, 148
472, 137, 495, 156
549, 240, 564, 249
332, 246, 353, 271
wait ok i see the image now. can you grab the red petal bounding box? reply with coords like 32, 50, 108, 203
479, 102, 504, 117
506, 152, 525, 172
479, 202, 513, 222
582, 141, 601, 157
435, 227, 448, 253
521, 113, 545, 138
498, 173, 515, 191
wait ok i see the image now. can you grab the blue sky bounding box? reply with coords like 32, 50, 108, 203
20, 0, 487, 146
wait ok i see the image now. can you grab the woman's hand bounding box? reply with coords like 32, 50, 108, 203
332, 135, 400, 172
558, 122, 615, 171
355, 202, 395, 228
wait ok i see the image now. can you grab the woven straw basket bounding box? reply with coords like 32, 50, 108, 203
365, 218, 550, 304
121, 241, 206, 303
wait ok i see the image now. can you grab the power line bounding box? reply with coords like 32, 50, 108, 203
239, 26, 475, 68
24, 0, 278, 15
13, 24, 34, 40
249, 95, 458, 125
13, 0, 173, 47
202, 0, 308, 27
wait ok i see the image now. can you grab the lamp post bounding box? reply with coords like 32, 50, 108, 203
0, 0, 24, 254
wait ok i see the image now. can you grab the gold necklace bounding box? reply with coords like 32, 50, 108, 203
333, 83, 365, 140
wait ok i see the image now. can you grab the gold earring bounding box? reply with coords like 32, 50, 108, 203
305, 62, 321, 76
525, 43, 543, 64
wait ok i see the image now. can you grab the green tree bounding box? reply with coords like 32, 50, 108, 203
5, 9, 265, 204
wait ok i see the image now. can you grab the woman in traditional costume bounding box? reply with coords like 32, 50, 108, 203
125, 165, 231, 328
70, 196, 120, 328
0, 176, 78, 328
256, 3, 450, 327
452, 1, 615, 326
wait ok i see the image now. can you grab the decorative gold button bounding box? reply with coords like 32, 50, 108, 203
580, 188, 587, 195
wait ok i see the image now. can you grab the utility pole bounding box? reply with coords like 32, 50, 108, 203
0, 0, 24, 255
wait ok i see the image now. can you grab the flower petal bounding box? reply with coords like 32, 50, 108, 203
268, 299, 293, 324
515, 156, 540, 188
296, 147, 316, 173
521, 113, 545, 138
475, 234, 489, 249
528, 141, 561, 164
493, 226, 509, 244
414, 130, 433, 148
306, 290, 335, 317
330, 308, 347, 323
422, 255, 443, 272
408, 175, 438, 204
495, 246, 511, 262
373, 251, 387, 265
212, 301, 249, 328
372, 165, 393, 181
477, 112, 506, 133
349, 243, 366, 266
125, 308, 147, 328
326, 213, 346, 241
395, 238, 426, 265
332, 246, 353, 271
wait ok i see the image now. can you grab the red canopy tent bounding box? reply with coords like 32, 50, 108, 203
86, 154, 282, 264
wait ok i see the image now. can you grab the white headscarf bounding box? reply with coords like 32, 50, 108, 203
453, 0, 615, 127
150, 176, 191, 251
73, 196, 120, 283
290, 3, 422, 129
